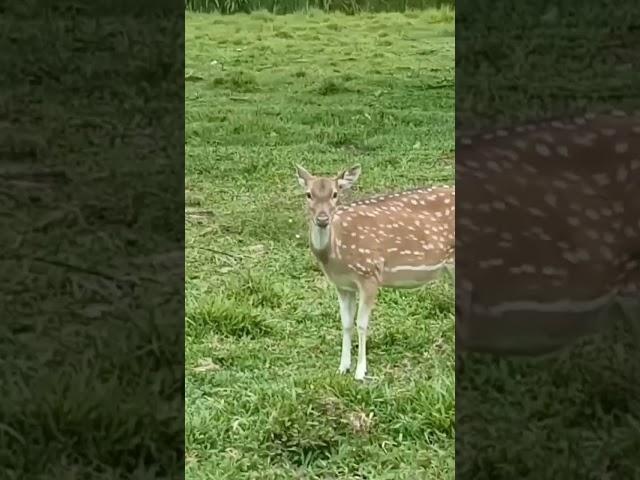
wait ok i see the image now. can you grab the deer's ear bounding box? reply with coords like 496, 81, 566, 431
295, 164, 312, 189
337, 164, 361, 190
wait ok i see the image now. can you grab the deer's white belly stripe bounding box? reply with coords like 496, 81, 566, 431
310, 224, 330, 250
485, 290, 618, 315
386, 261, 447, 273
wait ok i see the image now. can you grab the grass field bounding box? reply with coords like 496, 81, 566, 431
185, 9, 455, 479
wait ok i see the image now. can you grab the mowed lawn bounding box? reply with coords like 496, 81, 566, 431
185, 10, 455, 479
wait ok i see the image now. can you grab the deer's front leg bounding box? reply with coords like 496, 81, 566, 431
355, 280, 379, 381
337, 288, 356, 374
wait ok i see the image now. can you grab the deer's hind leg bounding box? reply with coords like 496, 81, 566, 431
354, 278, 379, 381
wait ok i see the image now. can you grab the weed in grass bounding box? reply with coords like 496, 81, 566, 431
188, 296, 271, 339
211, 70, 258, 92
315, 77, 351, 95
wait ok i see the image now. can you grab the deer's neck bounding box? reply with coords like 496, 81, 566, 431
309, 223, 332, 264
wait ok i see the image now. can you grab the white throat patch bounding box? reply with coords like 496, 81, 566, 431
310, 223, 331, 251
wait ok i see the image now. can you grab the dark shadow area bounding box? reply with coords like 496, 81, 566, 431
456, 1, 640, 478
0, 1, 184, 478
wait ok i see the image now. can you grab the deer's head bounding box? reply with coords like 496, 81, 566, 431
295, 164, 361, 228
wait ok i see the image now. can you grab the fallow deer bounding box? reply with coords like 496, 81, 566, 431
456, 110, 640, 358
296, 164, 455, 380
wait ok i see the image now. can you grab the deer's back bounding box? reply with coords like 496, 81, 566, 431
324, 186, 455, 286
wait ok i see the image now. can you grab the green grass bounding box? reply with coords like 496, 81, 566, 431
185, 0, 455, 15
1, 11, 183, 479
185, 10, 454, 479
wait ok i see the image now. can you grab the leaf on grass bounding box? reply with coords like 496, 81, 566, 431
193, 358, 221, 373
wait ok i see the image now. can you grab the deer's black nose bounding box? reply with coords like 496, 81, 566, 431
315, 214, 329, 228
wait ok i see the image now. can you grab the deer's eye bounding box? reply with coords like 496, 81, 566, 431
306, 192, 312, 199
332, 191, 338, 199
